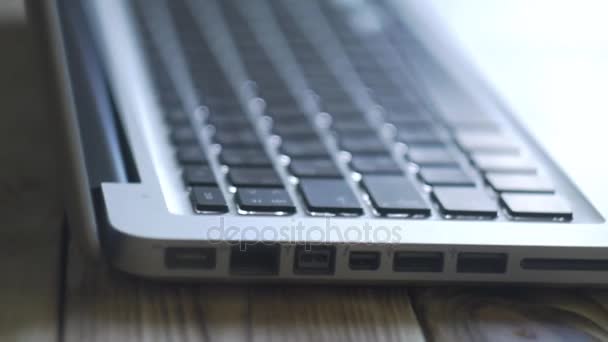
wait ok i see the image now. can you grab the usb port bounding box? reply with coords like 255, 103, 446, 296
393, 251, 443, 272
165, 247, 216, 270
349, 251, 380, 270
457, 252, 507, 274
294, 245, 335, 275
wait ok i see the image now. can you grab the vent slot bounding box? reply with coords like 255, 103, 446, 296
521, 258, 608, 271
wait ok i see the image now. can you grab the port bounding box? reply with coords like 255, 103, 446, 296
521, 258, 608, 271
165, 247, 216, 270
393, 251, 443, 272
349, 251, 381, 270
457, 252, 507, 273
294, 245, 336, 275
230, 243, 280, 275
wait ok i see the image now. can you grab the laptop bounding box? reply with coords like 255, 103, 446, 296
29, 0, 608, 284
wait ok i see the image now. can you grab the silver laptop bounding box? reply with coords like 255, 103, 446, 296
31, 0, 608, 284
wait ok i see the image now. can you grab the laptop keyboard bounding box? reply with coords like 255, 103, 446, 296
131, 0, 574, 222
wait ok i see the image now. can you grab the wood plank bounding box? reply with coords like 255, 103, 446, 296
63, 262, 608, 342
63, 257, 425, 342
0, 5, 63, 341
411, 287, 608, 341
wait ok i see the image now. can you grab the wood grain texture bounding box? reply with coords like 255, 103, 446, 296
0, 8, 63, 342
63, 255, 425, 342
412, 287, 608, 342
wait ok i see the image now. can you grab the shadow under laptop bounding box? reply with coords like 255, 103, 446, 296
0, 19, 63, 340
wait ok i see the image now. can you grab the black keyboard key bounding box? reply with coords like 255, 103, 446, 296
317, 88, 351, 101
269, 109, 308, 124
418, 167, 475, 187
272, 121, 317, 137
177, 145, 207, 165
340, 134, 386, 153
486, 173, 553, 193
214, 128, 261, 146
331, 120, 374, 133
281, 139, 329, 157
443, 113, 497, 131
455, 132, 519, 154
236, 188, 296, 213
326, 108, 367, 120
350, 155, 401, 174
205, 96, 240, 107
299, 179, 363, 215
265, 99, 301, 111
261, 92, 300, 106
501, 193, 572, 220
266, 107, 308, 119
394, 122, 438, 136
210, 121, 253, 133
395, 123, 443, 145
397, 130, 443, 145
183, 166, 216, 186
450, 121, 500, 132
191, 186, 229, 213
432, 187, 498, 218
320, 101, 361, 114
229, 167, 283, 187
385, 115, 429, 126
471, 153, 537, 173
289, 158, 342, 177
170, 126, 198, 144
408, 146, 458, 166
165, 110, 190, 125
207, 109, 243, 121
362, 175, 430, 216
374, 92, 418, 106
220, 148, 272, 166
207, 114, 245, 127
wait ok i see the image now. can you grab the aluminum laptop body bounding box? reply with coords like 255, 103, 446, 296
29, 0, 608, 284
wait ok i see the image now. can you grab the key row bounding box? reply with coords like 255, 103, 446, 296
179, 134, 569, 219
188, 170, 572, 220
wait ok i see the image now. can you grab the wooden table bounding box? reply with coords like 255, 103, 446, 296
2, 2, 608, 341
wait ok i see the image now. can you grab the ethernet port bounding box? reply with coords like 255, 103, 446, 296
294, 245, 336, 275
230, 243, 280, 276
